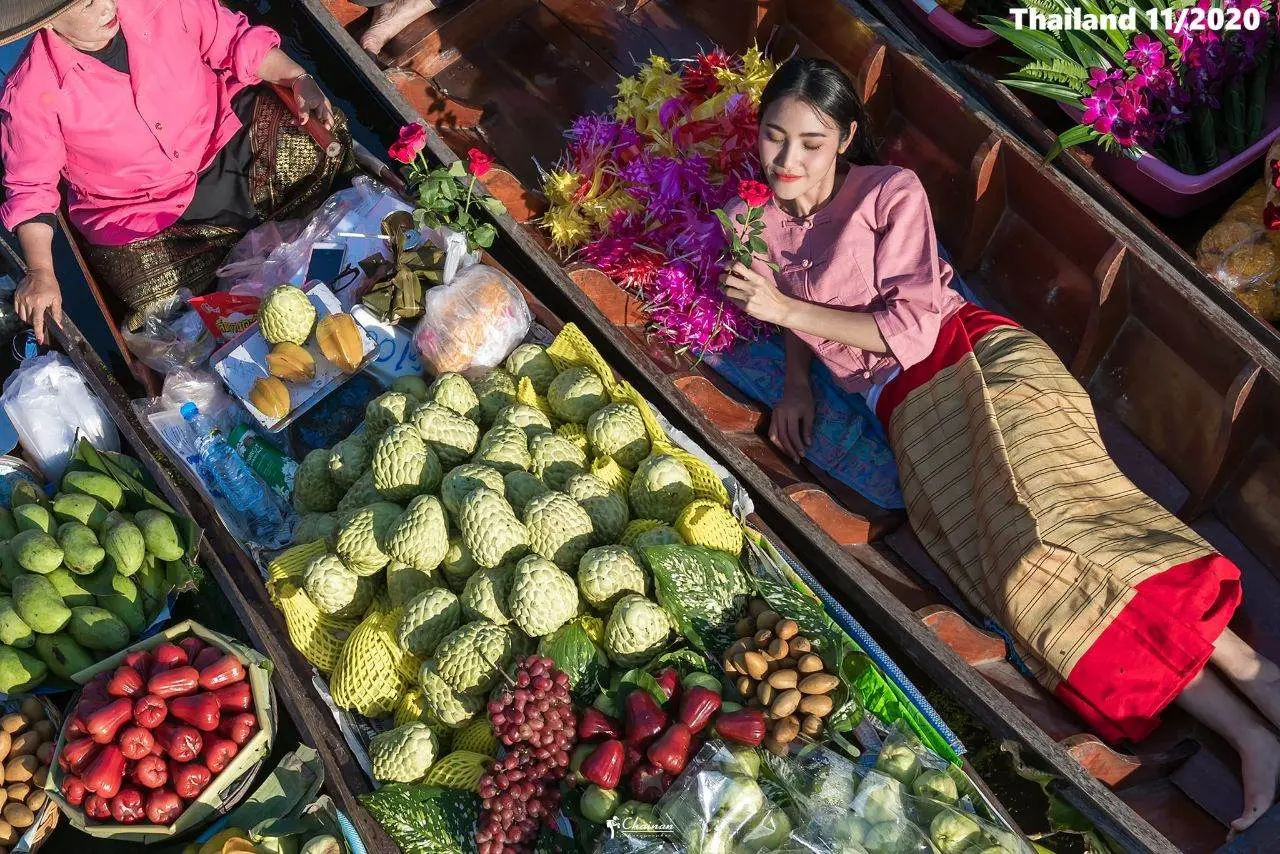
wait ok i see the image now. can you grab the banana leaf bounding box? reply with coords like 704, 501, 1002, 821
359, 210, 446, 323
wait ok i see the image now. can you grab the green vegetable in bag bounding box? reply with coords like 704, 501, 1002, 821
359, 785, 479, 854
643, 544, 747, 654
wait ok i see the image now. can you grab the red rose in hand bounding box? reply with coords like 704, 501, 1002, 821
389, 123, 428, 164
1272, 158, 1280, 190
467, 147, 494, 178
1266, 201, 1280, 231
737, 179, 773, 209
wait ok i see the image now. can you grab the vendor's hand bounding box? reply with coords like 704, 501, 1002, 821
720, 261, 793, 325
15, 268, 62, 345
292, 75, 335, 130
770, 381, 815, 464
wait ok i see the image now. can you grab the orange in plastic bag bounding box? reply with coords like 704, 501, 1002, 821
411, 264, 533, 375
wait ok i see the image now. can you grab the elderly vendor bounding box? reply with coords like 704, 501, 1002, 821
0, 0, 355, 341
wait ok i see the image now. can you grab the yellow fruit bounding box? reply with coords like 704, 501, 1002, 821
675, 499, 744, 555
199, 829, 251, 854
316, 312, 364, 373
250, 376, 291, 420
266, 342, 317, 383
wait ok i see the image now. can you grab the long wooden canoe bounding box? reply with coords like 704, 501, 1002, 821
288, 0, 1280, 850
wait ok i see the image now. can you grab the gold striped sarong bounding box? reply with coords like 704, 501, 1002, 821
875, 304, 1241, 743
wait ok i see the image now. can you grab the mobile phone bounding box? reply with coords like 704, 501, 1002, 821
306, 242, 347, 284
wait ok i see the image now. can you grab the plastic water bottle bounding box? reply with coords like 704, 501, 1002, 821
180, 402, 289, 545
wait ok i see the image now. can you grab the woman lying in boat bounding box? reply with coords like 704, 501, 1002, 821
0, 0, 355, 342
721, 57, 1280, 833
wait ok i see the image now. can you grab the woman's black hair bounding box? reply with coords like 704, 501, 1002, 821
758, 57, 877, 164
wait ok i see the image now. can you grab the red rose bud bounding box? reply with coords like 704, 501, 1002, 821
60, 736, 99, 774
578, 739, 624, 790
133, 694, 168, 729
577, 707, 621, 741
467, 146, 494, 178
60, 774, 87, 807
624, 689, 668, 744
131, 754, 168, 790
214, 682, 252, 712
107, 665, 145, 698
84, 793, 112, 820
218, 712, 257, 746
145, 787, 185, 825
713, 708, 767, 747
169, 693, 222, 732
155, 723, 203, 763
147, 666, 200, 699
646, 722, 693, 775
153, 642, 190, 668
628, 763, 671, 804
118, 726, 155, 761
192, 646, 223, 671
110, 787, 146, 824
82, 744, 126, 798
172, 762, 212, 800
678, 686, 722, 734
122, 650, 153, 681
653, 668, 680, 703
198, 654, 245, 691
202, 737, 239, 775
85, 698, 134, 744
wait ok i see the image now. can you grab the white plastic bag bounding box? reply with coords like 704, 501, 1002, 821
433, 226, 482, 285
121, 289, 215, 373
412, 263, 531, 375
0, 352, 120, 482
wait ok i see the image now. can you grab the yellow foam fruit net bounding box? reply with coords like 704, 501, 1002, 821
554, 422, 590, 456
423, 750, 491, 791
590, 456, 632, 495
267, 540, 329, 583
515, 376, 556, 424
267, 541, 356, 675
329, 598, 408, 718
452, 720, 499, 757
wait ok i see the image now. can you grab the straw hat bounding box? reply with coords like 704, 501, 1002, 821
1, 0, 76, 46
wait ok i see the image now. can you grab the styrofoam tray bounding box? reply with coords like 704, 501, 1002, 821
211, 282, 377, 433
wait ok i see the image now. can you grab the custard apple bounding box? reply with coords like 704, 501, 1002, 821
578, 546, 646, 611
435, 621, 515, 695
303, 553, 374, 619
334, 501, 403, 574
294, 448, 341, 513
458, 487, 529, 568
387, 561, 440, 607
373, 424, 442, 502
564, 473, 629, 545
621, 520, 685, 550
440, 463, 506, 518
472, 424, 531, 476
547, 366, 608, 424
419, 662, 482, 727
411, 402, 480, 468
675, 499, 743, 555
429, 372, 481, 422
369, 721, 439, 783
508, 555, 577, 637
586, 403, 651, 470
460, 564, 514, 625
629, 456, 695, 523
523, 491, 593, 571
493, 404, 552, 440
441, 533, 480, 592
529, 433, 587, 491
504, 471, 549, 515
386, 495, 449, 571
328, 436, 370, 490
365, 392, 412, 448
471, 369, 518, 425
295, 512, 339, 546
259, 284, 315, 346
392, 375, 430, 402
604, 594, 671, 666
397, 587, 461, 656
505, 344, 558, 395
337, 470, 380, 511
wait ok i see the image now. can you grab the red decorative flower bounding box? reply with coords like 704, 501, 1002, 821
467, 147, 494, 178
1271, 158, 1280, 190
1266, 201, 1280, 230
737, 179, 773, 209
388, 123, 427, 164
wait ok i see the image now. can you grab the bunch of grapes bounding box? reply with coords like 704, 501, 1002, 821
475, 656, 578, 854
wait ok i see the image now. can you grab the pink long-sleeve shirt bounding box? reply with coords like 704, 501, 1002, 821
732, 164, 967, 395
0, 0, 281, 246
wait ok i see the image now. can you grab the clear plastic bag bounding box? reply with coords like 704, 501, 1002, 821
412, 263, 532, 375
0, 352, 120, 482
121, 289, 215, 373
1195, 175, 1280, 321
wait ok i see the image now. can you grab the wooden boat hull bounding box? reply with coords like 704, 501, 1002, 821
289, 0, 1280, 849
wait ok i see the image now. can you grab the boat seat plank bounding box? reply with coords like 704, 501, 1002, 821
1118, 780, 1228, 853
1216, 804, 1280, 853
539, 0, 679, 76
397, 0, 535, 75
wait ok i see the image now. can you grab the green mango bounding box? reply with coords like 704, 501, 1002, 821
53, 492, 109, 530
0, 508, 16, 540
0, 645, 47, 693
0, 543, 23, 589
101, 511, 145, 576
0, 596, 34, 648
68, 605, 130, 652
12, 574, 71, 634
11, 529, 64, 574
13, 504, 55, 536
45, 567, 97, 608
135, 509, 184, 561
62, 470, 125, 510
57, 521, 105, 575
135, 555, 167, 610
34, 632, 94, 680
9, 480, 48, 509
96, 573, 145, 635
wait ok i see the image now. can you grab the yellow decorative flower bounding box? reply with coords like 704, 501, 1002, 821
582, 187, 640, 227
543, 168, 584, 207
544, 206, 592, 250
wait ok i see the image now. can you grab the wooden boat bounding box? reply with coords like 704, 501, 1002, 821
283, 0, 1280, 850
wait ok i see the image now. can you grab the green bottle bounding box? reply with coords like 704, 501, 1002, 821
228, 424, 297, 501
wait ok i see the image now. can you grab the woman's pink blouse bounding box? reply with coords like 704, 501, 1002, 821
736, 164, 966, 394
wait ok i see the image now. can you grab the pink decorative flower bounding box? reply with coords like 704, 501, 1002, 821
736, 179, 773, 208
388, 123, 427, 164
467, 147, 494, 178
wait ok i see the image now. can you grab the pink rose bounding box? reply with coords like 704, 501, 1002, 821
467, 147, 494, 178
388, 123, 427, 164
736, 179, 772, 208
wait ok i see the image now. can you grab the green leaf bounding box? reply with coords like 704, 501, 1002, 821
747, 236, 768, 255
616, 668, 666, 707
1002, 78, 1088, 105
734, 213, 747, 225
447, 160, 467, 178
359, 785, 480, 854
1044, 124, 1099, 163
713, 208, 734, 235
644, 545, 750, 654
981, 18, 1074, 63
647, 647, 713, 679
472, 223, 497, 250
480, 195, 507, 217
538, 619, 610, 705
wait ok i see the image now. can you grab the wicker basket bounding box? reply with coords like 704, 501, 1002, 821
2, 695, 61, 854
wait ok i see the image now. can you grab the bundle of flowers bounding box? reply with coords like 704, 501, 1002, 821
540, 49, 777, 355
981, 0, 1275, 174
